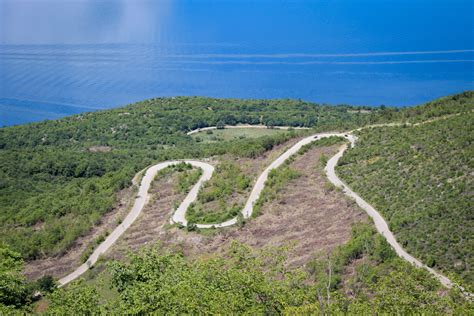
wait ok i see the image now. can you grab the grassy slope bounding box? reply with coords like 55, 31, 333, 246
337, 101, 473, 288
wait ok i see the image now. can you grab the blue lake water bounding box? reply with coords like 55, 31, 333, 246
1, 0, 473, 126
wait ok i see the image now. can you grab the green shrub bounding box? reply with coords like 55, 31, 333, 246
337, 112, 474, 288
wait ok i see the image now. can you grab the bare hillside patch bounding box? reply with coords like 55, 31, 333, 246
111, 143, 367, 267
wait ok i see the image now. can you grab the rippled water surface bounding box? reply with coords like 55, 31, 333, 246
1, 0, 473, 126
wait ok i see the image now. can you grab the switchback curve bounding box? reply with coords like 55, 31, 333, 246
58, 124, 469, 299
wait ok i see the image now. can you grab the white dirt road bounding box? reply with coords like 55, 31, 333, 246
58, 124, 468, 298
58, 160, 214, 286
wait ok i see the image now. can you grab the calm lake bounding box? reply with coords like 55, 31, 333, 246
1, 0, 473, 126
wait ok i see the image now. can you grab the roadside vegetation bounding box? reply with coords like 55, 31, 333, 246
152, 162, 203, 194
252, 165, 301, 218
0, 98, 325, 260
337, 111, 474, 289
80, 232, 110, 263
186, 162, 251, 224
1, 93, 471, 261
297, 136, 346, 155
174, 167, 202, 194
0, 92, 473, 313
3, 222, 471, 314
4, 92, 383, 261
253, 136, 346, 218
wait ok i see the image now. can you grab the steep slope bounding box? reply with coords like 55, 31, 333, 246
0, 97, 383, 260
337, 110, 474, 288
0, 93, 473, 313
43, 226, 473, 314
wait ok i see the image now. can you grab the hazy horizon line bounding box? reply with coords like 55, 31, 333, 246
162, 49, 474, 59
1, 47, 474, 58
169, 59, 474, 65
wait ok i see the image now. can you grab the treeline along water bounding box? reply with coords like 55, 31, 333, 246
1, 0, 473, 126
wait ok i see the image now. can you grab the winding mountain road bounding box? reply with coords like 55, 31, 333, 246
58, 160, 215, 286
325, 139, 455, 289
58, 124, 468, 298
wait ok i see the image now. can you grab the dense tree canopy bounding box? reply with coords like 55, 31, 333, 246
0, 243, 30, 313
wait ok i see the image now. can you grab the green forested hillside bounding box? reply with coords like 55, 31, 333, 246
337, 110, 474, 289
3, 224, 471, 314
0, 92, 473, 313
0, 97, 390, 260
0, 93, 472, 261
399, 91, 474, 123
